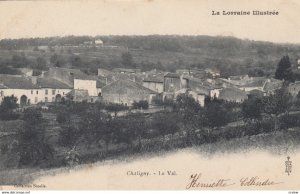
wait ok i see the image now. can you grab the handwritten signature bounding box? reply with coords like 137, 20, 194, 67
186, 173, 283, 189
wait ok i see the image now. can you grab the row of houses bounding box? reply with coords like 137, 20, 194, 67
1, 66, 300, 108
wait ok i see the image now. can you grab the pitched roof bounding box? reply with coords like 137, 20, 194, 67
102, 79, 158, 94
164, 72, 180, 78
0, 74, 38, 89
36, 78, 72, 89
143, 74, 164, 83
96, 80, 106, 88
263, 79, 283, 92
49, 67, 94, 80
219, 87, 248, 101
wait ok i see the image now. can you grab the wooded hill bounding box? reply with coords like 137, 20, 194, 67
1, 35, 300, 77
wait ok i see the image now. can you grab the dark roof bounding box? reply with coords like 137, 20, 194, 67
0, 74, 38, 89
50, 67, 94, 80
102, 79, 158, 94
164, 72, 180, 78
241, 79, 266, 87
37, 78, 72, 89
96, 80, 106, 88
143, 75, 164, 83
219, 87, 248, 101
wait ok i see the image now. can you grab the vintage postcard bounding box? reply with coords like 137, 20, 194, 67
0, 0, 300, 191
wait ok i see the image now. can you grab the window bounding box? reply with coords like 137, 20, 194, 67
35, 97, 38, 103
31, 90, 33, 94
52, 97, 55, 102
63, 92, 65, 95
0, 91, 3, 96
45, 97, 48, 102
52, 90, 55, 95
36, 91, 38, 94
45, 89, 48, 95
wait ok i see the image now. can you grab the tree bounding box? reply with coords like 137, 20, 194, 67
56, 111, 71, 124
35, 57, 47, 70
78, 108, 112, 151
105, 103, 128, 117
121, 52, 134, 68
132, 100, 149, 110
275, 55, 294, 82
204, 98, 230, 128
153, 113, 180, 141
50, 54, 65, 67
241, 97, 263, 121
69, 55, 82, 67
11, 54, 28, 68
0, 95, 19, 120
261, 86, 292, 130
17, 108, 53, 167
175, 94, 203, 144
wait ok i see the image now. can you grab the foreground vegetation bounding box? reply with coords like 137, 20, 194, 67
1, 83, 300, 172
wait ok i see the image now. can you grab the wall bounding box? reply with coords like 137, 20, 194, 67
0, 88, 71, 105
102, 81, 155, 106
288, 82, 300, 97
142, 82, 163, 93
164, 77, 181, 93
74, 79, 97, 96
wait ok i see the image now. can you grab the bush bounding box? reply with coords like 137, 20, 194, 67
132, 100, 149, 110
56, 112, 70, 124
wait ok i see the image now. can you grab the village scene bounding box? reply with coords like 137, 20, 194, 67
1, 36, 300, 184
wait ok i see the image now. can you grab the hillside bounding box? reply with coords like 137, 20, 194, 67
0, 35, 300, 77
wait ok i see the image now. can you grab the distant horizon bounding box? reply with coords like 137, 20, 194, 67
1, 34, 299, 46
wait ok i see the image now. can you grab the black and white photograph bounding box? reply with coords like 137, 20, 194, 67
0, 0, 299, 191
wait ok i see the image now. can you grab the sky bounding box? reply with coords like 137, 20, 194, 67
0, 0, 300, 43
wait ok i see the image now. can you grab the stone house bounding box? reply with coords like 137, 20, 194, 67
218, 87, 248, 103
164, 73, 181, 93
142, 75, 164, 93
101, 79, 158, 106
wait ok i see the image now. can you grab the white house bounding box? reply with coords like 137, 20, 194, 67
74, 78, 97, 96
0, 75, 41, 106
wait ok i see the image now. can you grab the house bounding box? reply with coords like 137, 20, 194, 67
218, 87, 248, 103
175, 88, 206, 107
95, 39, 103, 45
263, 78, 283, 95
176, 69, 206, 79
205, 68, 220, 78
74, 78, 97, 96
237, 77, 266, 92
0, 74, 40, 106
101, 79, 158, 106
228, 74, 250, 81
36, 77, 72, 103
288, 81, 300, 97
98, 68, 113, 77
66, 89, 99, 103
184, 76, 222, 98
45, 67, 90, 87
142, 74, 164, 93
164, 73, 181, 93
